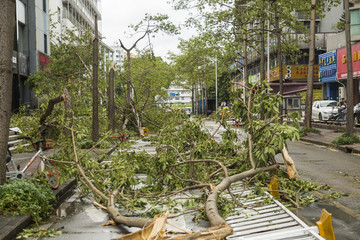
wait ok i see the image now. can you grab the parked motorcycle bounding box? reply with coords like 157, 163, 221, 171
328, 106, 347, 122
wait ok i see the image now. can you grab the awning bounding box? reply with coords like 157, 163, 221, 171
270, 82, 323, 95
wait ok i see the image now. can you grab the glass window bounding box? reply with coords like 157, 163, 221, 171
43, 0, 46, 12
293, 99, 300, 108
44, 34, 48, 54
351, 8, 360, 37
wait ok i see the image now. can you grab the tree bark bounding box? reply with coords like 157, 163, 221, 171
281, 146, 298, 179
345, 0, 354, 134
92, 14, 99, 142
40, 95, 65, 126
108, 65, 115, 133
205, 164, 279, 226
0, 0, 16, 185
305, 0, 316, 128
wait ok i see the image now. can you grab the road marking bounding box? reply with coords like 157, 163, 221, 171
299, 141, 339, 152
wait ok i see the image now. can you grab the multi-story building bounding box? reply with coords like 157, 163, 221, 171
11, 0, 51, 111
109, 45, 125, 69
322, 0, 360, 104
49, 0, 102, 36
231, 2, 344, 106
157, 84, 192, 106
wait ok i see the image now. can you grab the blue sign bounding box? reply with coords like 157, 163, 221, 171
319, 51, 337, 83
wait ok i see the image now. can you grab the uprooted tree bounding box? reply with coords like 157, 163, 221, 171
48, 79, 300, 239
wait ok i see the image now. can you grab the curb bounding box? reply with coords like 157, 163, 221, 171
0, 178, 77, 240
300, 137, 360, 154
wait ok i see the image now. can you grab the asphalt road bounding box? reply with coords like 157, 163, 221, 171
276, 140, 360, 240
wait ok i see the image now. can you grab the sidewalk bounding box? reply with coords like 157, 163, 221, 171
300, 123, 360, 154
0, 148, 76, 240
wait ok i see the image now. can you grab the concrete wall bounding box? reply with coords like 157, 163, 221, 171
319, 1, 344, 32
327, 32, 346, 51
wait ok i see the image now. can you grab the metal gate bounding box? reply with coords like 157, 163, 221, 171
224, 183, 325, 240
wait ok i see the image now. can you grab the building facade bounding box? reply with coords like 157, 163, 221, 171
49, 0, 102, 36
11, 0, 51, 111
231, 2, 344, 104
109, 45, 125, 70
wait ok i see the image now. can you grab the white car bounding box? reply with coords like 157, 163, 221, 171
183, 107, 191, 117
312, 100, 338, 121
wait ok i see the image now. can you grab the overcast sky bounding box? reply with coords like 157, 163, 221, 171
100, 0, 196, 60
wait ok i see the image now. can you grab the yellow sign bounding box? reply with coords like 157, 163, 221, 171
266, 65, 319, 82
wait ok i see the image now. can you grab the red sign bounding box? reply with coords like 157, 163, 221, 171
337, 42, 360, 79
38, 51, 50, 70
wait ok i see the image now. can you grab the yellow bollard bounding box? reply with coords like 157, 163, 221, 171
269, 176, 280, 198
316, 209, 335, 240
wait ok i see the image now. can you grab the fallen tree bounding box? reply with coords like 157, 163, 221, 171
49, 80, 301, 239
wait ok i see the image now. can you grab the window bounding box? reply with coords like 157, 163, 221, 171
44, 34, 48, 54
351, 8, 360, 37
43, 0, 46, 12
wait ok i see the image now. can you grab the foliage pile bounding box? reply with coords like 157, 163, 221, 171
0, 178, 55, 224
332, 133, 360, 145
254, 170, 333, 208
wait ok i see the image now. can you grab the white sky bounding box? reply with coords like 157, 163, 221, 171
100, 0, 197, 60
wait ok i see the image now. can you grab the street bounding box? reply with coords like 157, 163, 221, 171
39, 121, 360, 240
277, 140, 360, 240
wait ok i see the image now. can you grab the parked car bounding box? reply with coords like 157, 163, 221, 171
184, 107, 192, 117
312, 100, 338, 121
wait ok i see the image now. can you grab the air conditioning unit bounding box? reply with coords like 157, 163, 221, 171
339, 86, 346, 99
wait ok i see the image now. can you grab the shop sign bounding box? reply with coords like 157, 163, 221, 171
266, 65, 318, 82
337, 42, 360, 79
319, 51, 337, 82
38, 51, 50, 70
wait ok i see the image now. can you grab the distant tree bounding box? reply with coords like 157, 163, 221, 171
118, 14, 179, 135
0, 0, 16, 185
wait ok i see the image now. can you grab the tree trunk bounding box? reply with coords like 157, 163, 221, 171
345, 0, 354, 134
305, 0, 316, 128
275, 2, 283, 121
0, 0, 16, 185
108, 65, 115, 133
92, 14, 99, 142
64, 88, 73, 138
260, 17, 266, 82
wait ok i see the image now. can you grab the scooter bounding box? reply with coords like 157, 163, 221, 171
329, 106, 347, 122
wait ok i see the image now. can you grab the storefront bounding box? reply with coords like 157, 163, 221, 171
337, 42, 360, 104
319, 50, 339, 100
